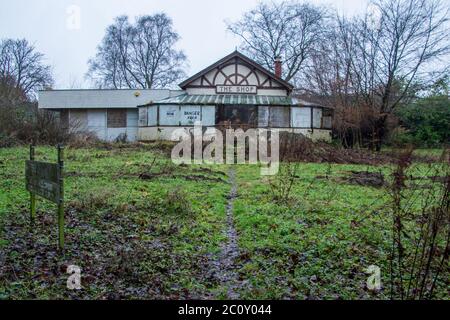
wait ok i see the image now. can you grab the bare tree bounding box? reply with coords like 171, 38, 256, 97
87, 14, 187, 89
227, 1, 327, 83
366, 0, 450, 150
0, 39, 53, 103
302, 0, 450, 150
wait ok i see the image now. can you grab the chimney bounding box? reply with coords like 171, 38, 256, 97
274, 56, 282, 78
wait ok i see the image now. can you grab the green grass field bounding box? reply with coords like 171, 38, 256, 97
0, 144, 448, 300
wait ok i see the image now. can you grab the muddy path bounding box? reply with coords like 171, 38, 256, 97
208, 168, 242, 299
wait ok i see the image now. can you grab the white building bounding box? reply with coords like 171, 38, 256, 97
39, 51, 333, 142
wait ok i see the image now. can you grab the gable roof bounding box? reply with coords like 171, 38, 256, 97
179, 51, 294, 92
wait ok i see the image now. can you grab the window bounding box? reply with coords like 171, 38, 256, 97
202, 106, 216, 126
322, 109, 333, 129
69, 110, 88, 131
313, 108, 322, 128
107, 109, 127, 128
148, 106, 158, 126
60, 110, 69, 129
139, 107, 148, 127
217, 105, 258, 128
258, 106, 269, 127
270, 106, 290, 128
291, 107, 311, 128
180, 106, 201, 126
159, 105, 180, 126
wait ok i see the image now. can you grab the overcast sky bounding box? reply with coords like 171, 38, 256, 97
0, 0, 369, 89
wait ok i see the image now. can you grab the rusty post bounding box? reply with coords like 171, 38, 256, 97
29, 144, 36, 222
57, 144, 65, 250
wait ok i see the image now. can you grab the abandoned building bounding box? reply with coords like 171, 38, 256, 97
38, 51, 333, 142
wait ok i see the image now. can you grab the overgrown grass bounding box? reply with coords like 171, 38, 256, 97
0, 145, 448, 300
0, 146, 229, 299
232, 160, 448, 299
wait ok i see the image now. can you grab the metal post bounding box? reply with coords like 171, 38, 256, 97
57, 144, 65, 250
30, 144, 36, 222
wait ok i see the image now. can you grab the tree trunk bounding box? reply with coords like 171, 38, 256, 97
373, 115, 388, 152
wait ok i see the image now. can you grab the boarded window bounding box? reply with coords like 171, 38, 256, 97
180, 106, 201, 126
312, 108, 322, 128
87, 110, 107, 140
69, 110, 88, 131
107, 109, 127, 128
258, 106, 269, 127
139, 107, 148, 127
88, 110, 106, 127
322, 109, 333, 129
159, 105, 180, 126
127, 109, 138, 127
291, 107, 311, 128
148, 106, 158, 126
202, 106, 216, 126
60, 110, 69, 129
270, 106, 290, 128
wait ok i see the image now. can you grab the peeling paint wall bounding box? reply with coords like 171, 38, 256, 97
138, 127, 332, 142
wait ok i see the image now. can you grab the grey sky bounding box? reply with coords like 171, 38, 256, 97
0, 0, 368, 89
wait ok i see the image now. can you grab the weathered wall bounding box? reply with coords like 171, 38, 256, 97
139, 127, 196, 141
138, 127, 332, 142
139, 105, 216, 127
67, 108, 139, 142
290, 128, 332, 142
139, 105, 328, 130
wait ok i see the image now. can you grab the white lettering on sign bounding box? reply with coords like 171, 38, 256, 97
216, 86, 257, 94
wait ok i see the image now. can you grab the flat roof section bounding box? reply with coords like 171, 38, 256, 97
38, 89, 184, 109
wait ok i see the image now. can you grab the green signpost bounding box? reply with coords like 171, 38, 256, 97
25, 145, 65, 250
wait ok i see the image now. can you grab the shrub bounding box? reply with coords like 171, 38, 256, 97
388, 149, 449, 299
0, 102, 75, 146
395, 95, 450, 147
0, 132, 20, 148
148, 187, 193, 216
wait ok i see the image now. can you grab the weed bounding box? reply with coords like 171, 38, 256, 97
147, 187, 193, 216
269, 162, 299, 204
69, 186, 118, 212
388, 148, 449, 299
